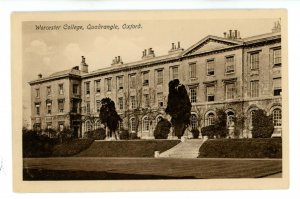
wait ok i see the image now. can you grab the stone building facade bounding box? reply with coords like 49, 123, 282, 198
29, 26, 282, 139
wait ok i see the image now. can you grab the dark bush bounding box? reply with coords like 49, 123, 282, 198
84, 128, 106, 140
201, 109, 228, 138
129, 133, 139, 140
52, 139, 94, 157
191, 129, 200, 139
154, 118, 171, 139
119, 129, 130, 140
252, 109, 274, 138
199, 138, 282, 158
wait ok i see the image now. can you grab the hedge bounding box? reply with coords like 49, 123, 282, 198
199, 138, 282, 158
52, 139, 94, 157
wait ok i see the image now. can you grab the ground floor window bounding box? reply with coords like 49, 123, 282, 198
273, 108, 282, 127
190, 114, 198, 129
226, 111, 235, 127
206, 112, 215, 126
130, 118, 136, 133
143, 116, 150, 131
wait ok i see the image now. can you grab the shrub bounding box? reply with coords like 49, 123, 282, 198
129, 133, 139, 140
154, 118, 171, 139
201, 125, 215, 138
252, 109, 274, 138
201, 109, 228, 138
52, 139, 94, 157
119, 129, 130, 140
191, 129, 200, 139
84, 128, 106, 140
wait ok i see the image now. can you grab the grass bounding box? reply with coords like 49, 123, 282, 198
23, 157, 282, 180
199, 138, 282, 158
75, 140, 180, 157
52, 139, 94, 157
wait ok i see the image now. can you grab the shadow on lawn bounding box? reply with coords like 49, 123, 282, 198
23, 169, 196, 180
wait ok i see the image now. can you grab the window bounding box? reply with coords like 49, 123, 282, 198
47, 103, 52, 114
250, 80, 259, 98
85, 121, 92, 132
96, 100, 101, 112
85, 82, 90, 95
36, 88, 40, 98
225, 56, 235, 73
144, 94, 150, 107
273, 78, 282, 96
250, 52, 259, 70
73, 84, 79, 94
206, 112, 215, 126
227, 111, 235, 127
142, 71, 149, 86
172, 66, 179, 80
273, 108, 282, 127
47, 86, 51, 96
95, 80, 101, 93
35, 104, 40, 115
58, 99, 64, 113
117, 76, 123, 90
119, 121, 124, 130
157, 92, 163, 107
106, 78, 112, 92
249, 110, 256, 127
206, 59, 215, 76
190, 88, 197, 103
189, 62, 197, 79
143, 117, 150, 131
95, 120, 101, 129
225, 83, 236, 99
86, 102, 90, 114
190, 114, 198, 130
273, 48, 281, 66
130, 96, 136, 109
130, 118, 136, 133
129, 74, 136, 89
157, 70, 163, 85
59, 84, 64, 95
72, 101, 79, 113
206, 86, 215, 102
118, 97, 123, 110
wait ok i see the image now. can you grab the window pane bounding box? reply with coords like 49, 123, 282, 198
207, 59, 215, 75
226, 56, 235, 73
189, 63, 197, 78
190, 88, 197, 103
226, 83, 235, 99
157, 70, 163, 85
250, 80, 259, 97
250, 52, 259, 70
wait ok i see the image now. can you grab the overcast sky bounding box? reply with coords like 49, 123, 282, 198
22, 18, 278, 127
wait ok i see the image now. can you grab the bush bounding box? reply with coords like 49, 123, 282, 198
52, 139, 94, 157
154, 118, 171, 139
252, 109, 274, 138
119, 129, 130, 140
201, 109, 228, 138
84, 128, 106, 140
198, 138, 282, 158
201, 125, 215, 138
129, 133, 139, 140
191, 129, 200, 139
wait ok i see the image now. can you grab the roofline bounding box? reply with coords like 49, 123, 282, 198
28, 73, 82, 85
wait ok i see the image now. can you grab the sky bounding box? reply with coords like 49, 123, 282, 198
22, 18, 278, 127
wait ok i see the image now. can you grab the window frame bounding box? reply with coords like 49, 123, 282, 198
189, 62, 197, 79
206, 59, 215, 76
225, 55, 235, 74
250, 80, 259, 98
156, 69, 163, 85
250, 52, 260, 70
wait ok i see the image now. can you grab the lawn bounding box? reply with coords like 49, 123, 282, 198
75, 140, 180, 157
23, 157, 282, 180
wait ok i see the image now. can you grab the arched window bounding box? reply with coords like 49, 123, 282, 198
206, 112, 215, 126
95, 120, 101, 130
130, 118, 136, 133
249, 110, 256, 127
273, 108, 282, 127
85, 120, 92, 132
190, 114, 198, 129
143, 116, 150, 132
227, 111, 235, 127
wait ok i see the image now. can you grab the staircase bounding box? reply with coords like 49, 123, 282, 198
158, 139, 204, 158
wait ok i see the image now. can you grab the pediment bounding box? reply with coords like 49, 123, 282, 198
183, 36, 242, 56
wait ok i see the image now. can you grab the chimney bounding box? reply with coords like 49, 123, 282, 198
223, 32, 227, 38
80, 56, 88, 73
234, 30, 238, 39
38, 73, 42, 79
229, 30, 232, 38
178, 41, 180, 49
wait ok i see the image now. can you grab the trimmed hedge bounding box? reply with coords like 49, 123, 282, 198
154, 118, 171, 139
52, 139, 94, 157
199, 138, 282, 158
83, 128, 106, 140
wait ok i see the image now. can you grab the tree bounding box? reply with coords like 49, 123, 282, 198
99, 97, 122, 139
154, 117, 171, 139
252, 109, 274, 138
165, 79, 192, 138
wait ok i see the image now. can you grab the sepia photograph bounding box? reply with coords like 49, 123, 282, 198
12, 10, 288, 192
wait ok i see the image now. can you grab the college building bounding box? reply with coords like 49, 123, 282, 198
28, 23, 282, 139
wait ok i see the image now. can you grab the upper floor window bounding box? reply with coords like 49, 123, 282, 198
157, 92, 164, 107
117, 76, 123, 90
225, 83, 236, 100
129, 74, 136, 89
273, 77, 282, 96
73, 84, 79, 95
47, 86, 51, 96
86, 101, 90, 114
35, 103, 40, 115
59, 84, 64, 95
130, 96, 136, 109
58, 99, 64, 113
143, 71, 149, 86
144, 94, 150, 107
106, 78, 112, 92
206, 59, 215, 76
118, 97, 123, 110
96, 100, 101, 113
35, 88, 40, 98
171, 66, 179, 80
206, 85, 215, 102
95, 80, 101, 93
85, 82, 90, 95
250, 80, 259, 98
157, 70, 163, 85
250, 52, 259, 70
72, 101, 80, 113
225, 55, 235, 73
190, 87, 197, 103
47, 103, 52, 115
189, 62, 197, 79
273, 48, 281, 66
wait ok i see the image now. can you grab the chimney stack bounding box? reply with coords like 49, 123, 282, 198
223, 32, 227, 38
38, 73, 42, 79
178, 41, 180, 49
80, 55, 88, 73
229, 30, 232, 38
172, 43, 175, 50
